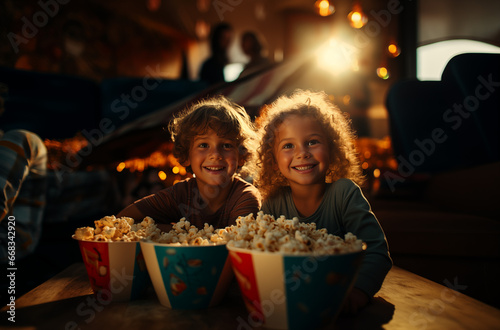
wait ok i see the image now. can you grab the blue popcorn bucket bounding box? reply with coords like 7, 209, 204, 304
227, 243, 366, 329
140, 241, 233, 309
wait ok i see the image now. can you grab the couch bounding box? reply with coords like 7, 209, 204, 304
374, 53, 500, 308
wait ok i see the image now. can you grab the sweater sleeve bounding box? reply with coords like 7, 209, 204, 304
337, 179, 392, 297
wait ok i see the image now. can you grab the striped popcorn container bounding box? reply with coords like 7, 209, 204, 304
76, 240, 151, 302
140, 241, 233, 309
227, 244, 365, 330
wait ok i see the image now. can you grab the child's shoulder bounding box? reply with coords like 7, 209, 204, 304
333, 178, 356, 186
229, 176, 262, 208
233, 176, 260, 193
263, 186, 292, 203
329, 178, 360, 194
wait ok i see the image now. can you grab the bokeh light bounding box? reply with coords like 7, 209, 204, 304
158, 170, 167, 180
314, 0, 335, 17
316, 38, 358, 75
348, 9, 368, 29
388, 43, 401, 57
376, 66, 390, 79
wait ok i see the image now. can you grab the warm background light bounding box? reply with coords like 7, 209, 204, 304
343, 95, 351, 105
314, 0, 335, 17
116, 162, 126, 172
377, 66, 390, 79
388, 43, 401, 57
315, 37, 358, 75
195, 19, 210, 40
348, 6, 368, 29
158, 170, 167, 181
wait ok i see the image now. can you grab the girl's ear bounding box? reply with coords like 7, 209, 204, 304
182, 159, 191, 167
272, 162, 279, 171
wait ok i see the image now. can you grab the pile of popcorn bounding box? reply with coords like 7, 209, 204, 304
153, 219, 226, 246
73, 212, 364, 254
73, 215, 161, 242
73, 215, 226, 245
223, 212, 364, 255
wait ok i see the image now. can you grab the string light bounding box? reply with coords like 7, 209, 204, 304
348, 4, 367, 29
376, 66, 390, 79
388, 42, 401, 57
314, 0, 335, 17
158, 171, 167, 180
116, 162, 126, 172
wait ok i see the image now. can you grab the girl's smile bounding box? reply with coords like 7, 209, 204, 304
292, 163, 318, 172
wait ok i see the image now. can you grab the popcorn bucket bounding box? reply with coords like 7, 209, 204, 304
140, 241, 233, 309
76, 240, 151, 302
227, 244, 365, 330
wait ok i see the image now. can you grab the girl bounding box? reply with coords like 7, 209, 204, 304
118, 95, 261, 230
255, 90, 392, 314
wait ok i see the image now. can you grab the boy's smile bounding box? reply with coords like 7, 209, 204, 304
274, 114, 331, 188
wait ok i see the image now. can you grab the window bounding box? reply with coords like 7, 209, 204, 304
416, 39, 500, 81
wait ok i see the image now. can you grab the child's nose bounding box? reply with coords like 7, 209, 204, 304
296, 147, 311, 159
209, 148, 223, 159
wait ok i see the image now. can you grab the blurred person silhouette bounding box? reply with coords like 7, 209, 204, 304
199, 23, 234, 85
238, 30, 271, 78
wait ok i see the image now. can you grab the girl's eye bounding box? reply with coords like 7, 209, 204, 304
283, 143, 293, 149
223, 143, 234, 149
198, 143, 209, 148
308, 139, 320, 146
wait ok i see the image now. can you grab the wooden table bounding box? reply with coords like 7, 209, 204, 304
2, 263, 500, 329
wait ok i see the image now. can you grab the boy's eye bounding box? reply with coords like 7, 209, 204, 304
223, 143, 234, 149
198, 143, 209, 148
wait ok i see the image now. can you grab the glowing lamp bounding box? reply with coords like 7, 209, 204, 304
388, 43, 401, 57
116, 162, 126, 172
158, 171, 167, 181
348, 5, 368, 29
376, 66, 390, 79
314, 0, 335, 17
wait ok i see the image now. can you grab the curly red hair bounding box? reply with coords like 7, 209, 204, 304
254, 89, 364, 199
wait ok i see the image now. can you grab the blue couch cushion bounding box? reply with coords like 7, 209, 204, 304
0, 67, 100, 140
99, 77, 208, 129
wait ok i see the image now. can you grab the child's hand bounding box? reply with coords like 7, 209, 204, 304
341, 288, 370, 315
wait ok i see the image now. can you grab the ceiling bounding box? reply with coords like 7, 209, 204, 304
88, 0, 385, 41
87, 0, 500, 47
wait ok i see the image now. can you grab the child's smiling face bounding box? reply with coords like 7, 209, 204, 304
273, 114, 331, 188
186, 128, 243, 187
